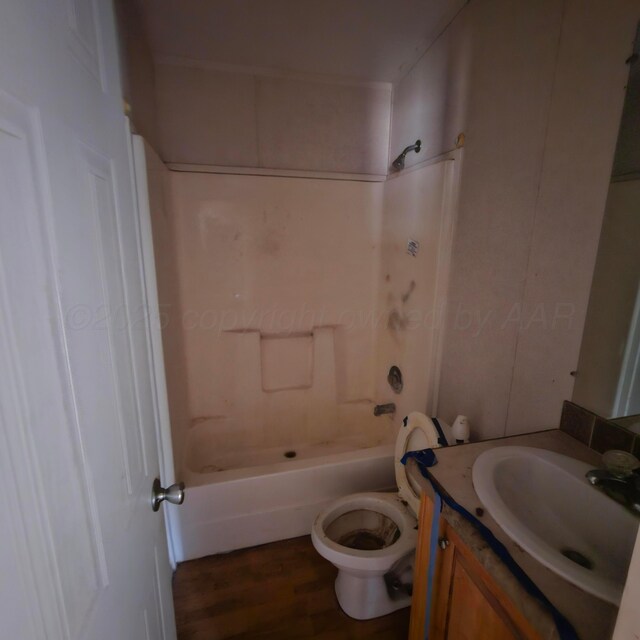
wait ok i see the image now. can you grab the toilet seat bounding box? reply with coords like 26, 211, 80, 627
394, 412, 443, 516
312, 492, 417, 572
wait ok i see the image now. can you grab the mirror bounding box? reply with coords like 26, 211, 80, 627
573, 23, 640, 426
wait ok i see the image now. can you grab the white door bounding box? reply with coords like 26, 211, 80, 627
0, 1, 178, 639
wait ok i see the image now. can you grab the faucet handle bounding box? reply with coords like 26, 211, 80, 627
602, 450, 639, 479
586, 468, 609, 485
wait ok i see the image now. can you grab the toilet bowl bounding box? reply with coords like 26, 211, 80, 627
311, 412, 449, 620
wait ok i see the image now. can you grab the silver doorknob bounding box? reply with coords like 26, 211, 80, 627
151, 478, 185, 512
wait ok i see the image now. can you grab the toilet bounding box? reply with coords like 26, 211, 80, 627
311, 412, 451, 620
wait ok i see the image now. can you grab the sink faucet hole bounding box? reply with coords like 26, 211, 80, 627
561, 548, 593, 570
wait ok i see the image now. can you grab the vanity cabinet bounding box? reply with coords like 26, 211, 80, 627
409, 494, 543, 640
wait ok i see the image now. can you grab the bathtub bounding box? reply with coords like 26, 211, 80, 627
171, 433, 396, 561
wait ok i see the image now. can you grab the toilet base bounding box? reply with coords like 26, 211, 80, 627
334, 570, 412, 620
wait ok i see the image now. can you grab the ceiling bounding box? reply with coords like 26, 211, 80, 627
137, 0, 466, 83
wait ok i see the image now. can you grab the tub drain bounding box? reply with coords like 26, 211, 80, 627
284, 450, 297, 459
561, 548, 593, 570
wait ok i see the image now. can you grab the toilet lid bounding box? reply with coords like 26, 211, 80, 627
395, 412, 444, 516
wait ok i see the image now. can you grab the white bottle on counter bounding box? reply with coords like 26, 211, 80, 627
451, 415, 470, 444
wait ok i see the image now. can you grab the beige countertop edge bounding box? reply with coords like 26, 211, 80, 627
407, 429, 619, 640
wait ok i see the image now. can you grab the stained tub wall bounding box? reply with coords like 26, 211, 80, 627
167, 171, 390, 462
375, 158, 459, 424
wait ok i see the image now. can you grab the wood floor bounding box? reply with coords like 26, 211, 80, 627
173, 536, 410, 639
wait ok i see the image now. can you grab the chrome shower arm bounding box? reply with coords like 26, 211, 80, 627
392, 139, 422, 170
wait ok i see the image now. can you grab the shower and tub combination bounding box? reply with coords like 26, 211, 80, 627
136, 136, 461, 562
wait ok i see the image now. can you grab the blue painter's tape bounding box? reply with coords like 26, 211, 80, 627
424, 491, 442, 639
401, 449, 438, 469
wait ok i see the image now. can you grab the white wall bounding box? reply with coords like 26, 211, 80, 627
504, 3, 639, 435
155, 60, 392, 175
390, 0, 639, 438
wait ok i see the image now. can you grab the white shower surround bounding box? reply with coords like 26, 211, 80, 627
136, 138, 461, 560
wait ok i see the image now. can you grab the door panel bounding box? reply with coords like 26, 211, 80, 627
74, 139, 147, 494
64, 0, 106, 87
0, 89, 70, 640
0, 1, 177, 638
447, 553, 517, 640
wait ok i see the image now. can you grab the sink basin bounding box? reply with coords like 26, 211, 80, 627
472, 446, 638, 604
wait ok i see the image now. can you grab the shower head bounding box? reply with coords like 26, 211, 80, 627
392, 140, 422, 170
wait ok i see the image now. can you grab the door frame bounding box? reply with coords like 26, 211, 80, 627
131, 133, 180, 568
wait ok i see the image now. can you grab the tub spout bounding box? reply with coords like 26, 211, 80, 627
374, 403, 396, 416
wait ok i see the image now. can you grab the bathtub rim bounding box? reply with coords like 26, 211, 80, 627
182, 441, 395, 487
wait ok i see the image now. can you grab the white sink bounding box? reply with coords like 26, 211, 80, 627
472, 446, 638, 604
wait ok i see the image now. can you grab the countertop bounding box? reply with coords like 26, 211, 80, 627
406, 429, 619, 640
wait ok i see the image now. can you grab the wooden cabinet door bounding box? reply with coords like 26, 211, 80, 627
433, 524, 520, 640
410, 495, 542, 640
